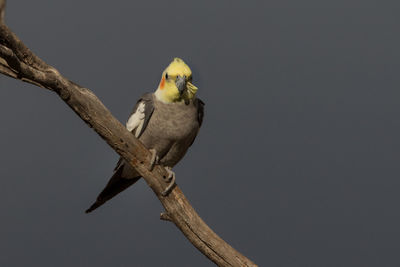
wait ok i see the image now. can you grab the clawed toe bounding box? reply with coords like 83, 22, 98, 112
162, 167, 176, 196
148, 149, 159, 171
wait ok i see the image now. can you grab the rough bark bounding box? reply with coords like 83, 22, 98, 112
0, 2, 257, 266
0, 0, 4, 23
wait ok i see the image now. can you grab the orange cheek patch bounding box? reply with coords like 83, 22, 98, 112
159, 77, 165, 89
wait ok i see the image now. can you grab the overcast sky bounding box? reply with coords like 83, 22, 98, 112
0, 1, 399, 266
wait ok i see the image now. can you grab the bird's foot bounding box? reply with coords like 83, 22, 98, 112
162, 167, 176, 196
148, 149, 159, 171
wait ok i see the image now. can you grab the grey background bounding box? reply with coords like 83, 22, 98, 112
0, 1, 399, 266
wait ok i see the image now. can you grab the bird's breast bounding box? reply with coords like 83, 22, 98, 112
155, 102, 198, 139
139, 100, 199, 148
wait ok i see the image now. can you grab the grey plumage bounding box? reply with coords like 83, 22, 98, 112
85, 93, 204, 213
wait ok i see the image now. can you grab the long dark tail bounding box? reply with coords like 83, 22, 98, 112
85, 167, 141, 213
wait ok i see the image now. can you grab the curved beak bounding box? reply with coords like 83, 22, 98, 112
175, 75, 187, 95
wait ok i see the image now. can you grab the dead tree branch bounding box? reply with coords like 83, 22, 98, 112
0, 2, 257, 266
0, 0, 5, 24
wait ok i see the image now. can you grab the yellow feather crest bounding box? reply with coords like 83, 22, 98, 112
155, 58, 198, 103
165, 58, 192, 78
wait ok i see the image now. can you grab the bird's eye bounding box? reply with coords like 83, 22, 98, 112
165, 73, 169, 79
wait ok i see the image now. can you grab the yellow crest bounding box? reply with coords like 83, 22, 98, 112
155, 58, 198, 103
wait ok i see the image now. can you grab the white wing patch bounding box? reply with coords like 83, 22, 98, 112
126, 102, 146, 137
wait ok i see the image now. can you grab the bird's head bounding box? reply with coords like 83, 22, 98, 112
155, 58, 198, 103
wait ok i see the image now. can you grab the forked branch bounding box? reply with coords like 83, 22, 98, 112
0, 2, 256, 266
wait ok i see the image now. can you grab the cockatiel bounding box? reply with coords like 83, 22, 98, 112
86, 58, 204, 213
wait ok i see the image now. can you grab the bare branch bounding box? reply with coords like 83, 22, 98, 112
0, 61, 15, 77
0, 0, 5, 23
160, 212, 172, 222
0, 6, 257, 267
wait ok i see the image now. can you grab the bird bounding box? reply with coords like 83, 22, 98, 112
85, 58, 204, 213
